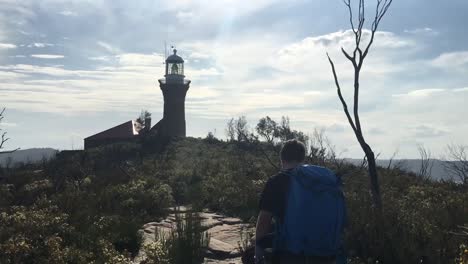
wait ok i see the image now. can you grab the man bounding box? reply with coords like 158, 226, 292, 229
255, 139, 346, 264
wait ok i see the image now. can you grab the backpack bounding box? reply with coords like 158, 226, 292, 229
273, 164, 346, 257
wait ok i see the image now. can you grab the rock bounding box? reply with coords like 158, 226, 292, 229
204, 257, 242, 264
201, 212, 224, 219
202, 218, 223, 229
207, 238, 239, 258
220, 217, 242, 225
142, 222, 159, 229
167, 205, 190, 213
208, 224, 246, 249
135, 209, 252, 264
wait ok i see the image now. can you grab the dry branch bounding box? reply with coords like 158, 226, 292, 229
326, 0, 393, 210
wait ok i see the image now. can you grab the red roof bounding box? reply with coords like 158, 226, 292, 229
85, 120, 140, 141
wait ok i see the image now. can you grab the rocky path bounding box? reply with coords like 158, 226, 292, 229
134, 207, 252, 264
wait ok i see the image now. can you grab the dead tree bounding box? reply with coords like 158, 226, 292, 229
327, 0, 393, 210
0, 108, 19, 154
443, 144, 468, 185
417, 145, 434, 181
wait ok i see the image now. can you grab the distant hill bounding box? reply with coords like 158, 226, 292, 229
0, 148, 58, 167
0, 147, 459, 181
344, 158, 455, 181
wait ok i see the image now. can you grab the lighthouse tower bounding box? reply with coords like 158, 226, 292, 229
157, 49, 191, 137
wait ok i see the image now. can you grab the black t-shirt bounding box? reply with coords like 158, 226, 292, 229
258, 169, 294, 221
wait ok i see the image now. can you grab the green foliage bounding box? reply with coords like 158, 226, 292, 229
144, 212, 209, 264
0, 201, 72, 263
0, 116, 466, 263
144, 241, 170, 264
165, 212, 210, 264
100, 179, 173, 218
237, 226, 254, 254
343, 167, 468, 263
456, 244, 468, 264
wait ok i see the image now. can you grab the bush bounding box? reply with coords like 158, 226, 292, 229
1, 135, 466, 263
165, 212, 210, 264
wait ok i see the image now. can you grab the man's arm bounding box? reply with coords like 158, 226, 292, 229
255, 210, 273, 241
255, 210, 272, 263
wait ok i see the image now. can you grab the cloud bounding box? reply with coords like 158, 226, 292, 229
88, 56, 111, 61
404, 27, 439, 36
0, 49, 221, 115
393, 88, 446, 97
285, 30, 414, 50
412, 125, 448, 138
116, 53, 164, 67
454, 87, 468, 92
0, 0, 466, 157
59, 10, 78, 16
274, 29, 415, 83
188, 51, 212, 60
0, 43, 16, 49
176, 11, 195, 23
368, 127, 385, 135
30, 54, 65, 59
27, 42, 54, 48
0, 122, 17, 127
327, 123, 346, 133
431, 51, 468, 68
97, 41, 120, 54
0, 70, 28, 80
161, 0, 285, 18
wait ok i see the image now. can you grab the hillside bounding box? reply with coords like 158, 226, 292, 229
1, 148, 458, 182
0, 137, 466, 263
0, 148, 58, 166
344, 158, 454, 181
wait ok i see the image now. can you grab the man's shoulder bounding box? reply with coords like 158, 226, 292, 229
265, 170, 291, 187
269, 170, 290, 180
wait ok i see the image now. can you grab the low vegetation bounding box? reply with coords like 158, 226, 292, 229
0, 116, 467, 263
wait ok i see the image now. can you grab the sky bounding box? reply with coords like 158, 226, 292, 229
0, 0, 467, 159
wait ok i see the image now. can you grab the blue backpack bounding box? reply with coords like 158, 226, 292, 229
273, 164, 347, 257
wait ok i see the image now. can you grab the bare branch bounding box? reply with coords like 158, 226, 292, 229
443, 144, 468, 184
353, 71, 362, 133
1, 109, 9, 150
343, 0, 356, 35
386, 149, 398, 170
325, 0, 393, 210
357, 0, 365, 44
0, 148, 20, 154
417, 145, 434, 181
0, 108, 19, 154
363, 0, 393, 61
341, 47, 354, 61
327, 53, 358, 134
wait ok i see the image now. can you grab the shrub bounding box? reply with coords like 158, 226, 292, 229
165, 212, 210, 264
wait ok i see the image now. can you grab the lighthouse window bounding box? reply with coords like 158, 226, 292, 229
168, 63, 183, 75
171, 63, 179, 74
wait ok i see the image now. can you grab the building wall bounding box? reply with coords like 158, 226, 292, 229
84, 137, 139, 150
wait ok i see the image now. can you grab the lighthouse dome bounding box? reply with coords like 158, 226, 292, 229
166, 49, 184, 63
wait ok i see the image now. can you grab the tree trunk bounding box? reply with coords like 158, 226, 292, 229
365, 149, 382, 210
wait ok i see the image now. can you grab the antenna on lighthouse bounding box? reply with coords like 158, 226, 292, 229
163, 41, 167, 64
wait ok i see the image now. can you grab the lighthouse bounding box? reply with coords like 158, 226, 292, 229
157, 49, 191, 137
83, 49, 191, 149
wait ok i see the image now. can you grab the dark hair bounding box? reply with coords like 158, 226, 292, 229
280, 139, 306, 163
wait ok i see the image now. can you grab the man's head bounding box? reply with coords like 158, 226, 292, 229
280, 139, 306, 169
